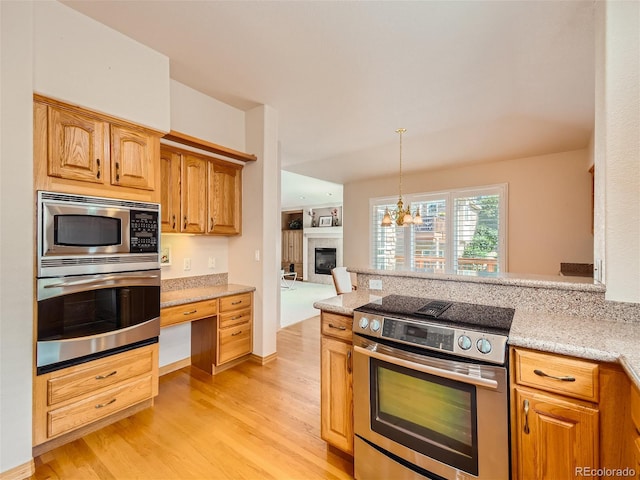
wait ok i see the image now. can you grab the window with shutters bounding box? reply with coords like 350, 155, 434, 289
370, 185, 507, 275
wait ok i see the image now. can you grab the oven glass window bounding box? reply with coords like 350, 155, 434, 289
54, 214, 121, 247
371, 358, 478, 475
37, 285, 159, 341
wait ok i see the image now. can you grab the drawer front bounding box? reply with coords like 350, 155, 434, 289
632, 384, 640, 430
161, 299, 218, 327
48, 376, 153, 438
218, 322, 252, 365
514, 349, 599, 402
321, 312, 353, 342
47, 347, 154, 406
219, 293, 252, 313
219, 308, 252, 329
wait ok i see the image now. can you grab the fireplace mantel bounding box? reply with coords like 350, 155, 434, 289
304, 226, 343, 239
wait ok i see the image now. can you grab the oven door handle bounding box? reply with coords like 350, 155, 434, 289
354, 345, 499, 390
45, 274, 160, 289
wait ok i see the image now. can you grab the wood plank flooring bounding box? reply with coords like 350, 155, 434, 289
32, 317, 354, 480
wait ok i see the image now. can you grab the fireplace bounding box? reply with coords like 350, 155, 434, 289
315, 248, 337, 275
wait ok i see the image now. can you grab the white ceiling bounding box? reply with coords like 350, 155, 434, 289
62, 0, 595, 206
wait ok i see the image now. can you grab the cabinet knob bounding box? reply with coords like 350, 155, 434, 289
96, 158, 101, 179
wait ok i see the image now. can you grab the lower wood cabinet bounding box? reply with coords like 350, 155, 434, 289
320, 311, 353, 455
510, 347, 635, 480
161, 292, 254, 375
33, 343, 159, 448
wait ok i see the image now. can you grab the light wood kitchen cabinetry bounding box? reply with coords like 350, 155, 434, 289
320, 311, 353, 455
282, 230, 303, 278
33, 343, 158, 450
162, 292, 253, 375
207, 161, 242, 235
34, 95, 161, 202
160, 147, 181, 232
630, 384, 640, 478
181, 154, 207, 233
160, 144, 243, 236
216, 293, 253, 365
510, 347, 617, 480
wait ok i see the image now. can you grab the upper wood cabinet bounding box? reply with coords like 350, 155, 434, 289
160, 144, 244, 236
207, 161, 242, 235
34, 95, 162, 202
160, 147, 181, 232
181, 154, 207, 234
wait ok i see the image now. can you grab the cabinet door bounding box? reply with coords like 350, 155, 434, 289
282, 230, 291, 263
160, 147, 181, 233
514, 388, 599, 480
208, 162, 241, 235
181, 155, 207, 233
291, 230, 303, 264
48, 106, 108, 184
111, 125, 156, 190
320, 336, 354, 455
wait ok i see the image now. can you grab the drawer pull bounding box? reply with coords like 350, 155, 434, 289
231, 300, 242, 305
231, 330, 242, 336
172, 214, 176, 229
95, 371, 117, 380
231, 315, 243, 320
347, 349, 352, 374
183, 310, 197, 315
328, 323, 347, 331
523, 399, 530, 434
95, 398, 117, 409
533, 369, 576, 382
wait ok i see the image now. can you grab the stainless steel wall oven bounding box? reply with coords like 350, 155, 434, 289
36, 191, 161, 374
353, 295, 514, 480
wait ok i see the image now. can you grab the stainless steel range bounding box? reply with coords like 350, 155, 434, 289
352, 294, 515, 480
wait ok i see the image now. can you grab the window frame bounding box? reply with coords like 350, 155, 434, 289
369, 184, 508, 274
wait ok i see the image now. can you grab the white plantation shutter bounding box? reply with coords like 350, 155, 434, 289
410, 197, 447, 272
371, 185, 507, 274
371, 201, 409, 270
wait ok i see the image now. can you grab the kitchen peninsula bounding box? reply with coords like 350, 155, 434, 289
314, 268, 640, 478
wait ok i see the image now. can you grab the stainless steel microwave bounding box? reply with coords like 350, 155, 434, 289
37, 191, 160, 277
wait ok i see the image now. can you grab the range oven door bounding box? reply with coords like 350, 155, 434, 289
353, 334, 509, 480
36, 270, 161, 373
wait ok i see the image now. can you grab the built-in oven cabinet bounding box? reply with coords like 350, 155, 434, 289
160, 144, 243, 236
34, 95, 162, 202
320, 311, 354, 455
33, 343, 158, 451
510, 347, 633, 480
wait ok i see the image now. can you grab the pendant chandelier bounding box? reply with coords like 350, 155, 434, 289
381, 128, 423, 227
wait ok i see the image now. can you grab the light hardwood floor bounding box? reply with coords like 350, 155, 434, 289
32, 317, 354, 480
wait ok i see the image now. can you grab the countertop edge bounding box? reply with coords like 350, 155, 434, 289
161, 284, 256, 308
313, 294, 640, 391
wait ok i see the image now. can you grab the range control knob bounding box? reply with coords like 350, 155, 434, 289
359, 316, 369, 330
370, 319, 381, 332
476, 338, 492, 354
457, 335, 472, 351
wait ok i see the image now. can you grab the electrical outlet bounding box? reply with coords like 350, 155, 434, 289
183, 258, 191, 271
208, 257, 216, 269
369, 279, 382, 290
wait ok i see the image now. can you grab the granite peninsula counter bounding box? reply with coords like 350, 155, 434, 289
313, 268, 640, 390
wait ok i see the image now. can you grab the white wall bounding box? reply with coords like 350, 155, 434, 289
597, 0, 640, 302
344, 149, 593, 276
228, 106, 280, 359
33, 0, 170, 132
0, 2, 35, 473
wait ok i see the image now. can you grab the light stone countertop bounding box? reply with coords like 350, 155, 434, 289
313, 291, 640, 390
161, 283, 255, 308
350, 267, 605, 293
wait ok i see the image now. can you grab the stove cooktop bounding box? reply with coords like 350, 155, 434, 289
355, 294, 515, 335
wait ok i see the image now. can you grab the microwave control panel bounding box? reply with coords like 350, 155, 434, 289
130, 210, 159, 252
